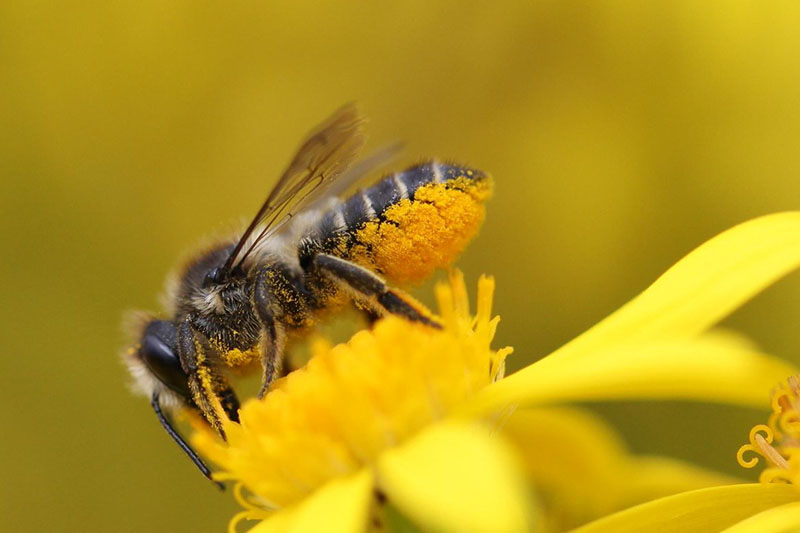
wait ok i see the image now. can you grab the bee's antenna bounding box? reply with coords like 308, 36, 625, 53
150, 392, 225, 490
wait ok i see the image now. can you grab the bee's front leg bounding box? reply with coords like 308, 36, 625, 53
252, 269, 287, 399
312, 253, 441, 328
176, 318, 241, 438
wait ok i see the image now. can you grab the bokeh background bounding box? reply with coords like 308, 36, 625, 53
3, 2, 800, 531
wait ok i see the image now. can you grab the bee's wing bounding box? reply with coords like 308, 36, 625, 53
240, 142, 403, 267
262, 141, 404, 240
221, 103, 366, 275
303, 141, 404, 209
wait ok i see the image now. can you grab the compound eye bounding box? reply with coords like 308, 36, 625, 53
140, 321, 192, 399
203, 266, 224, 288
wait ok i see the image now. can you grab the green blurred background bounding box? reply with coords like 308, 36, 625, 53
3, 1, 800, 531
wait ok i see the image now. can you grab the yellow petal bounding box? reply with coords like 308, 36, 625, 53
721, 501, 800, 533
376, 420, 536, 533
502, 406, 632, 527
468, 332, 795, 414
249, 470, 373, 533
553, 212, 800, 363
573, 484, 799, 533
622, 456, 740, 507
502, 406, 627, 486
502, 407, 737, 530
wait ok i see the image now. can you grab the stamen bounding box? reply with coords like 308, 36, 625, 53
739, 375, 800, 485
435, 279, 456, 327
490, 347, 512, 382
771, 387, 791, 414
737, 424, 774, 468
476, 275, 494, 318
475, 275, 495, 334
754, 432, 790, 470
449, 269, 470, 319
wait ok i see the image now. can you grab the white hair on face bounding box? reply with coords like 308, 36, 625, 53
189, 286, 225, 315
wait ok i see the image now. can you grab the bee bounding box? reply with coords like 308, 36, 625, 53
124, 104, 492, 483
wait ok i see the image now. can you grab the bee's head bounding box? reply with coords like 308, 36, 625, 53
126, 317, 192, 404
124, 315, 223, 487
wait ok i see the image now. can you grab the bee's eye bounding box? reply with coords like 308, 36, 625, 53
203, 266, 224, 288
140, 321, 191, 399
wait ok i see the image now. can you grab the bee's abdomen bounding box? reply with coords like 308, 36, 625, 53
316, 161, 492, 284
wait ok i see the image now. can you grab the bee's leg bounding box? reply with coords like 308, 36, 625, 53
253, 271, 287, 399
312, 253, 441, 328
176, 318, 241, 438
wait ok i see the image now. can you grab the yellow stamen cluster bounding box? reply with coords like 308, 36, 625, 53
190, 271, 510, 514
737, 375, 800, 486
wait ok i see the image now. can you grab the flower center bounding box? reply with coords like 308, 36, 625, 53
737, 375, 800, 486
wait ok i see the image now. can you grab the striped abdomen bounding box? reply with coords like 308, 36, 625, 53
313, 161, 492, 284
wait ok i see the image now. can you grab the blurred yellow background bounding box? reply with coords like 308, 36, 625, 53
3, 1, 800, 531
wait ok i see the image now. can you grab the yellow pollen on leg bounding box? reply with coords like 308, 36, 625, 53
221, 346, 261, 368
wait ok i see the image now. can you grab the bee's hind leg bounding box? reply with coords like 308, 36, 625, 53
312, 253, 441, 328
177, 319, 241, 437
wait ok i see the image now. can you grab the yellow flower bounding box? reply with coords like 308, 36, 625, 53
191, 212, 800, 532
195, 272, 533, 532
573, 374, 800, 533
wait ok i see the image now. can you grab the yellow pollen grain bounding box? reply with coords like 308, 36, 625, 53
352, 179, 492, 284
221, 346, 261, 368
193, 349, 228, 426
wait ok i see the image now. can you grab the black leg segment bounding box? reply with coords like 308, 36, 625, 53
313, 253, 441, 328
